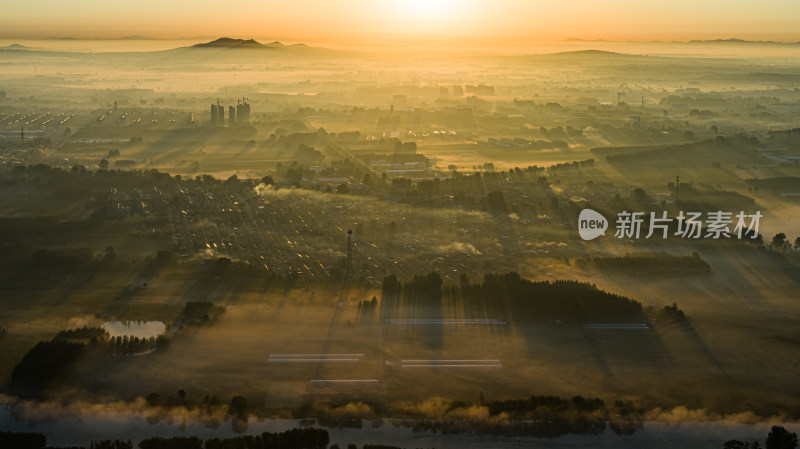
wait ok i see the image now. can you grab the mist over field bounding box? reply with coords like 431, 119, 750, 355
1, 34, 800, 449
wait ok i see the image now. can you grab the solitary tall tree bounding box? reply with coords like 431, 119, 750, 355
766, 425, 799, 449
771, 233, 787, 251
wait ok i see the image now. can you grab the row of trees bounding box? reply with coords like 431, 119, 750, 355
10, 340, 85, 397
488, 395, 605, 416
0, 431, 47, 449
12, 324, 174, 396
55, 326, 109, 342
725, 426, 799, 449
654, 303, 689, 325
53, 325, 170, 355
769, 233, 800, 253
140, 428, 329, 449
381, 272, 644, 324
107, 335, 169, 355
577, 252, 711, 276
356, 296, 378, 312
1, 426, 795, 449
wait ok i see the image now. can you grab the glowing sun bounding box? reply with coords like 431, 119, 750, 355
396, 0, 458, 17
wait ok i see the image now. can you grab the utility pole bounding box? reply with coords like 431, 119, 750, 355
676, 175, 680, 203
347, 228, 353, 276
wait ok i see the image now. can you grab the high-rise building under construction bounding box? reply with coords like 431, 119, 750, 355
210, 99, 249, 126
236, 100, 250, 124
210, 104, 219, 126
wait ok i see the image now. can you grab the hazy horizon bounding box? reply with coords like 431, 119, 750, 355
2, 0, 800, 43
5, 36, 800, 60
2, 3, 800, 448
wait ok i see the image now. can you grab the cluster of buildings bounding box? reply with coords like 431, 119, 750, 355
388, 84, 495, 105
210, 98, 251, 127
437, 84, 494, 98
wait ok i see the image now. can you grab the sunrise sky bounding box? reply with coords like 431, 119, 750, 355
2, 0, 799, 43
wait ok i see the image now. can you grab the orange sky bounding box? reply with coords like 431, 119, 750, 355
2, 0, 799, 44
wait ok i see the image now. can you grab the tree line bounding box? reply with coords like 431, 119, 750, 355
381, 272, 643, 323
10, 340, 84, 397
488, 395, 605, 416
1, 425, 795, 449
576, 252, 711, 276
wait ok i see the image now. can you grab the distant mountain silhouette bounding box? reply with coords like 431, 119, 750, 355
552, 49, 623, 55
185, 38, 327, 54
565, 37, 800, 45
564, 38, 609, 43
179, 38, 350, 62
0, 37, 344, 62
536, 49, 637, 58
192, 38, 270, 48
688, 38, 800, 45
515, 49, 652, 64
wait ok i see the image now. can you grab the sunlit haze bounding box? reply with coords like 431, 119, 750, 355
1, 0, 799, 44
2, 1, 800, 448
